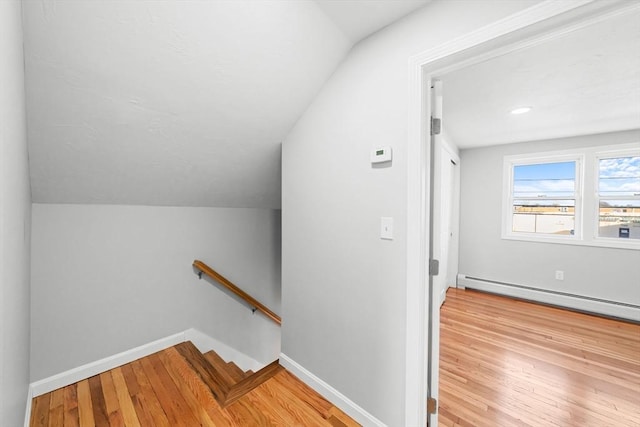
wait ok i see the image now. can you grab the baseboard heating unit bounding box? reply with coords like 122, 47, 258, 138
457, 274, 640, 323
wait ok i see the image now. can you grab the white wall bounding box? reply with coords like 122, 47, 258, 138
31, 204, 281, 381
281, 1, 540, 425
459, 130, 640, 306
0, 0, 32, 425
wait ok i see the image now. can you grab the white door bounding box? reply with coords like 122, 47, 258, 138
433, 145, 451, 306
434, 143, 460, 306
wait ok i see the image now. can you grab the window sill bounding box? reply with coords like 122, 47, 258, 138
502, 233, 640, 250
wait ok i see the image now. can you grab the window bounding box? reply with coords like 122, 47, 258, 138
597, 155, 640, 240
503, 144, 639, 250
511, 161, 577, 236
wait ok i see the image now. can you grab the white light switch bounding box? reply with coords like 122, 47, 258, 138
380, 217, 393, 240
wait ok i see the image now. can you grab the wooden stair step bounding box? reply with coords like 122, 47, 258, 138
30, 342, 362, 426
161, 347, 237, 425
222, 359, 284, 407
225, 361, 247, 382
203, 350, 241, 385
174, 341, 231, 402
176, 341, 284, 408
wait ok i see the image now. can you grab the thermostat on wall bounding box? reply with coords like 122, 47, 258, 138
371, 146, 392, 164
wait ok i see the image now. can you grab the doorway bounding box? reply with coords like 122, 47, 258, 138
405, 1, 639, 426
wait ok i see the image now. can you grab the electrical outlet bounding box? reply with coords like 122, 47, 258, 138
555, 270, 564, 281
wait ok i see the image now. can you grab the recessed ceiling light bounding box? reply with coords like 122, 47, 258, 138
511, 106, 532, 115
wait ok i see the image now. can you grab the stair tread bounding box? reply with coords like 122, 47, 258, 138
204, 350, 246, 383
203, 350, 240, 385
226, 361, 247, 382
176, 342, 284, 408
30, 342, 361, 426
174, 341, 231, 401
162, 347, 237, 425
223, 359, 284, 406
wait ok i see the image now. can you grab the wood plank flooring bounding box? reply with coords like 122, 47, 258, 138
439, 288, 640, 427
30, 346, 360, 427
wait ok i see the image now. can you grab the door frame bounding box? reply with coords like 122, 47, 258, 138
403, 0, 637, 425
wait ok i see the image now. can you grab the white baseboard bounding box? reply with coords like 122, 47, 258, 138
29, 328, 263, 399
458, 275, 640, 322
30, 331, 186, 398
439, 286, 448, 306
185, 328, 262, 372
23, 386, 33, 427
279, 353, 387, 427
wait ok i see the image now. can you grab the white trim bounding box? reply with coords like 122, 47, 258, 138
406, 1, 603, 425
501, 233, 640, 250
439, 286, 448, 307
456, 273, 466, 289
405, 38, 429, 427
28, 328, 263, 398
428, 1, 640, 78
408, 0, 595, 69
502, 153, 583, 241
23, 386, 33, 427
439, 133, 460, 165
458, 275, 640, 322
30, 331, 187, 397
501, 143, 640, 250
279, 353, 387, 427
594, 147, 640, 245
185, 328, 263, 372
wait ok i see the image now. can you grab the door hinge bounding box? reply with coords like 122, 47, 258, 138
429, 259, 439, 276
430, 117, 441, 136
427, 397, 437, 414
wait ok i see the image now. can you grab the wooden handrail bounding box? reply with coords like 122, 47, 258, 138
193, 260, 281, 326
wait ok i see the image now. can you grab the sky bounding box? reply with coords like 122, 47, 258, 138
513, 161, 575, 198
599, 156, 640, 196
513, 156, 640, 207
513, 156, 640, 199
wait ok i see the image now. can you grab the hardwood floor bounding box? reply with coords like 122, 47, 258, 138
439, 288, 640, 427
30, 346, 360, 427
30, 290, 639, 426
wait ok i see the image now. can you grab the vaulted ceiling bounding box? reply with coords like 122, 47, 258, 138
26, 1, 636, 209
23, 0, 429, 208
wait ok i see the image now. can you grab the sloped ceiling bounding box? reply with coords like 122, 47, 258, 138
314, 0, 429, 43
23, 0, 430, 208
440, 7, 640, 149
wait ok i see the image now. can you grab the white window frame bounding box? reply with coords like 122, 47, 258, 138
502, 143, 640, 250
593, 147, 640, 248
503, 152, 583, 243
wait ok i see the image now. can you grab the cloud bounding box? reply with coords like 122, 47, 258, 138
599, 156, 640, 178
599, 178, 640, 194
514, 179, 574, 196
